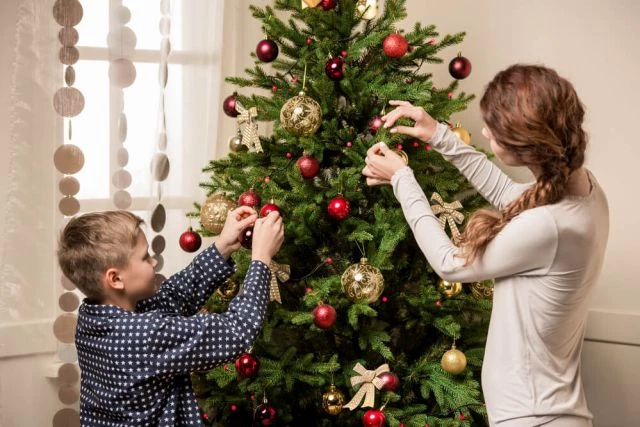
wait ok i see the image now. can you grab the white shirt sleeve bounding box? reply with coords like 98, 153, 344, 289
429, 123, 532, 210
391, 167, 558, 283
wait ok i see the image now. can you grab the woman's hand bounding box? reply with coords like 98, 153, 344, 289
362, 142, 408, 186
381, 100, 439, 142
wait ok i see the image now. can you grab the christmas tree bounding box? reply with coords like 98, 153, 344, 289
189, 0, 493, 425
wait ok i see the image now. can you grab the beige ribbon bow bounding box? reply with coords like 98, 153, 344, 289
235, 101, 262, 153
268, 261, 290, 303
430, 192, 464, 244
343, 363, 389, 411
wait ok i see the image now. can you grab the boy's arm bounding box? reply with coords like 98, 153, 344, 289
136, 244, 234, 316
145, 260, 271, 373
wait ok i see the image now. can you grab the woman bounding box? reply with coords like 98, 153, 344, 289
362, 64, 608, 426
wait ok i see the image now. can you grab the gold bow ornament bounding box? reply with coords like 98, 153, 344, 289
343, 363, 389, 411
235, 101, 262, 153
430, 192, 464, 244
268, 261, 291, 303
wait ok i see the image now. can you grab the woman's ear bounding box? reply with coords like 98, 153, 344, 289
104, 267, 124, 291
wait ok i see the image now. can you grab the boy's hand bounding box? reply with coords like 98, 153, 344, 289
216, 206, 258, 260
251, 211, 284, 265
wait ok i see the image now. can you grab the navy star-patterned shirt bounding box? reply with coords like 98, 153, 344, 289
75, 244, 271, 426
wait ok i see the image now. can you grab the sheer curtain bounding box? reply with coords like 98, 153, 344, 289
0, 1, 227, 425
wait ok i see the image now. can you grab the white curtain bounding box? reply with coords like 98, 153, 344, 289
0, 0, 227, 425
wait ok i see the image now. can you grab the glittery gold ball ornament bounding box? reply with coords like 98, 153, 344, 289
216, 278, 240, 300
322, 384, 345, 415
280, 91, 322, 136
441, 345, 467, 375
452, 122, 471, 144
437, 279, 463, 298
341, 258, 384, 303
200, 193, 236, 235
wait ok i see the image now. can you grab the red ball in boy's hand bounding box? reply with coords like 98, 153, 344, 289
240, 226, 254, 249
179, 228, 201, 253
259, 202, 281, 217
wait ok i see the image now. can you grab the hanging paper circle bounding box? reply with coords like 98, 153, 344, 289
108, 58, 137, 88
53, 144, 84, 174
53, 87, 85, 117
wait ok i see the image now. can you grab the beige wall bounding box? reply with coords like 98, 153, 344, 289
0, 1, 638, 426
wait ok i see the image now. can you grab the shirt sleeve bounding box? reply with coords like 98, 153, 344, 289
145, 260, 271, 374
430, 123, 532, 210
136, 244, 235, 316
391, 167, 558, 283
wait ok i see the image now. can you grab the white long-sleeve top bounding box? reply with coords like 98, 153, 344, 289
390, 123, 609, 426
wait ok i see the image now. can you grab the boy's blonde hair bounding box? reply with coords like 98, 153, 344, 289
57, 210, 144, 301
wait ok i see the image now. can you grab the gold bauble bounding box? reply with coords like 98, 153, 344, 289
322, 384, 345, 415
341, 258, 384, 303
280, 91, 322, 136
452, 122, 472, 144
437, 279, 463, 298
470, 281, 494, 300
441, 345, 467, 375
216, 278, 240, 300
200, 193, 236, 235
228, 130, 246, 153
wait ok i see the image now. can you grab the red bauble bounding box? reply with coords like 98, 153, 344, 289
297, 155, 320, 179
382, 33, 409, 58
325, 57, 346, 81
378, 372, 400, 392
327, 196, 350, 221
222, 93, 238, 117
240, 226, 254, 250
259, 202, 281, 217
320, 0, 336, 10
256, 39, 279, 63
238, 189, 261, 207
362, 409, 386, 427
179, 228, 202, 253
368, 115, 383, 134
313, 304, 337, 329
448, 54, 472, 80
235, 352, 260, 378
253, 403, 276, 425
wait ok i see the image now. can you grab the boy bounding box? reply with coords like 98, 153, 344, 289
57, 206, 284, 426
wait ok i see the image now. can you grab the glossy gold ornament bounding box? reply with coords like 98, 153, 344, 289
452, 122, 471, 144
200, 193, 236, 235
322, 384, 345, 415
280, 91, 322, 136
341, 258, 384, 303
394, 149, 409, 164
438, 279, 462, 298
216, 278, 240, 300
441, 345, 467, 375
228, 129, 246, 153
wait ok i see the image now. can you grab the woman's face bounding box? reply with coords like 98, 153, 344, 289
483, 126, 522, 167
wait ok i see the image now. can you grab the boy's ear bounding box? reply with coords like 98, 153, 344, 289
104, 267, 125, 291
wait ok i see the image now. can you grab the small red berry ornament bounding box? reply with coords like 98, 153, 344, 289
254, 401, 276, 425
235, 352, 260, 378
448, 53, 472, 79
383, 33, 409, 58
256, 39, 279, 62
368, 115, 383, 134
378, 372, 400, 392
259, 201, 281, 217
327, 195, 350, 221
297, 154, 320, 179
320, 0, 336, 10
222, 93, 239, 117
362, 409, 386, 427
179, 227, 201, 253
313, 304, 337, 329
238, 189, 261, 207
240, 226, 254, 249
325, 57, 346, 81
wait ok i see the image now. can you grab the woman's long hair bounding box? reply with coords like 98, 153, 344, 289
459, 64, 588, 264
